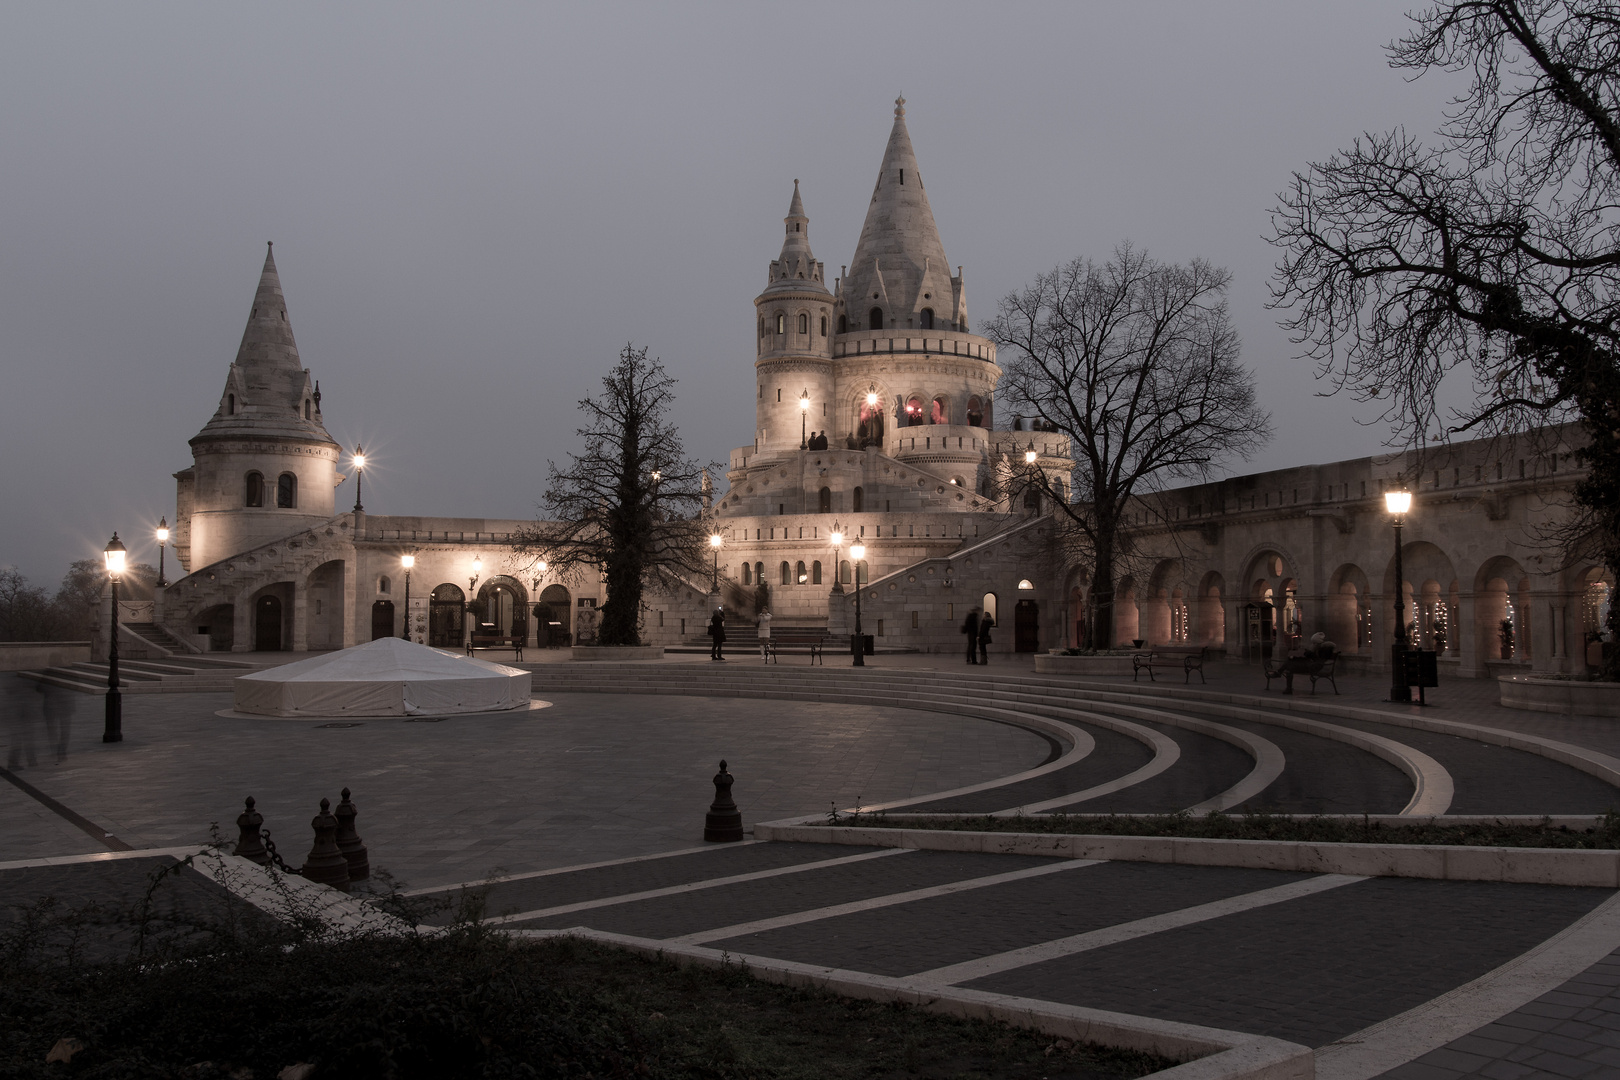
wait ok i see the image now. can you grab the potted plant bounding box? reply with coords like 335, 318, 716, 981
1499, 617, 1515, 660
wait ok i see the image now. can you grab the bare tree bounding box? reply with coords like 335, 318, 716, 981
1269, 0, 1620, 673
988, 245, 1272, 649
512, 345, 712, 646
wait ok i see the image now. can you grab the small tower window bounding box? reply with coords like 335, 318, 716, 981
838, 314, 847, 333
758, 317, 764, 339
776, 313, 785, 335
780, 561, 791, 586
742, 563, 752, 586
227, 393, 236, 415
812, 560, 822, 585
967, 397, 984, 427
899, 169, 905, 185
920, 308, 934, 330
820, 315, 827, 336
754, 561, 763, 584
276, 472, 297, 509
795, 222, 801, 232
869, 307, 883, 330
304, 399, 311, 419
819, 487, 832, 513
796, 560, 807, 585
378, 576, 391, 594
245, 471, 264, 507
853, 486, 864, 512
798, 313, 808, 334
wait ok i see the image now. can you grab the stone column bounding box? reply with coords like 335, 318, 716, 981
1456, 593, 1480, 678
292, 580, 309, 652
233, 597, 253, 653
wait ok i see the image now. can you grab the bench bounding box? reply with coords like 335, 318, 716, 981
761, 632, 827, 665
467, 634, 524, 661
1131, 645, 1207, 684
1264, 650, 1338, 695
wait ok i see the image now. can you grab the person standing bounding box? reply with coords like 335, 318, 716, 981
978, 614, 993, 665
757, 609, 772, 661
962, 607, 981, 665
708, 609, 727, 661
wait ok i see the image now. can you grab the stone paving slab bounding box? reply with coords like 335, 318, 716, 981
964, 876, 1614, 1049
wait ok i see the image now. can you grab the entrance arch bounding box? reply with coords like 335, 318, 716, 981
1015, 599, 1040, 652
478, 576, 529, 638
539, 584, 571, 646
429, 584, 465, 648
371, 600, 395, 641
255, 595, 284, 651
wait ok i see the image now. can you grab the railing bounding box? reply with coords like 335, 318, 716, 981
832, 330, 995, 362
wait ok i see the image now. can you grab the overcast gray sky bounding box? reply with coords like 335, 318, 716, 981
0, 2, 1463, 586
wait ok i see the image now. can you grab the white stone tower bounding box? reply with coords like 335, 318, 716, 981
172, 243, 340, 571
754, 180, 835, 455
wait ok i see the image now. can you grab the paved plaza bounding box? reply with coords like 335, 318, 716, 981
7, 654, 1620, 1077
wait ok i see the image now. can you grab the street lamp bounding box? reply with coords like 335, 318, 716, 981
849, 541, 867, 667
800, 389, 811, 448
103, 533, 125, 743
154, 517, 169, 588
400, 553, 415, 641
1385, 487, 1413, 702
829, 522, 844, 594
469, 555, 482, 592
709, 533, 723, 593
1025, 440, 1038, 464
352, 445, 365, 512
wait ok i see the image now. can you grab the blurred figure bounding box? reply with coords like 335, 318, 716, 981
38, 681, 72, 762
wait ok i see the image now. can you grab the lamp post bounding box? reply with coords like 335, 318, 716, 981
469, 555, 482, 593
800, 389, 811, 449
103, 533, 125, 743
849, 541, 867, 667
829, 522, 844, 594
709, 533, 723, 593
400, 553, 415, 641
1025, 440, 1038, 464
154, 517, 169, 588
1385, 487, 1412, 702
352, 445, 365, 512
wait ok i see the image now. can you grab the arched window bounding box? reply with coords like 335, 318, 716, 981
776, 313, 785, 334
742, 563, 752, 586
812, 561, 822, 585
780, 561, 791, 586
1022, 486, 1040, 512
838, 314, 848, 333
304, 399, 311, 420
920, 307, 934, 329
795, 560, 807, 585
906, 396, 924, 426
227, 393, 236, 415
245, 471, 264, 507
869, 307, 883, 330
820, 315, 827, 336
755, 562, 764, 584
276, 472, 297, 508
798, 313, 808, 334
378, 576, 391, 594
930, 397, 948, 424
852, 486, 864, 512
966, 396, 984, 427
856, 560, 868, 584
839, 559, 852, 584
818, 487, 831, 513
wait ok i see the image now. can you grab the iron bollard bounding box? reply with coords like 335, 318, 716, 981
703, 759, 744, 842
233, 796, 270, 866
300, 798, 352, 891
334, 787, 370, 881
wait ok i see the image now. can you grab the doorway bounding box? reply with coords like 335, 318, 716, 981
255, 595, 284, 651
429, 584, 465, 647
371, 600, 395, 641
1014, 599, 1039, 653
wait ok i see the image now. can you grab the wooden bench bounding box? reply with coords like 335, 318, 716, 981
1264, 650, 1338, 695
467, 634, 524, 661
1131, 645, 1208, 684
761, 632, 828, 665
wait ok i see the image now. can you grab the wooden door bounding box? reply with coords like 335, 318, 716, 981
1015, 599, 1039, 653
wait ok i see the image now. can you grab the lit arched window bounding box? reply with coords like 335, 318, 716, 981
742, 563, 752, 586
920, 307, 934, 329
906, 396, 924, 426
812, 561, 822, 585
930, 397, 948, 424
1018, 579, 1036, 591
798, 313, 808, 334
838, 314, 847, 333
852, 486, 863, 512
795, 560, 807, 585
245, 471, 264, 507
378, 576, 391, 594
869, 307, 883, 330
818, 487, 832, 513
780, 561, 791, 586
776, 313, 785, 334
276, 472, 297, 508
820, 315, 827, 336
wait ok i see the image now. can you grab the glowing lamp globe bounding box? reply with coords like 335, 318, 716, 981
400, 553, 415, 570
1384, 490, 1412, 515
103, 533, 127, 576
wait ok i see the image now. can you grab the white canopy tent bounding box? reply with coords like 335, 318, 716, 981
233, 637, 531, 717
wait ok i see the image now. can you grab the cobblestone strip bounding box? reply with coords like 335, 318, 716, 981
668, 858, 1105, 946
914, 873, 1366, 986
1314, 891, 1620, 1080
484, 848, 911, 926
1008, 711, 1180, 813
401, 842, 732, 897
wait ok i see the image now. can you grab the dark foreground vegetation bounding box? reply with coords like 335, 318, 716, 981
840, 809, 1620, 849
1, 877, 1171, 1080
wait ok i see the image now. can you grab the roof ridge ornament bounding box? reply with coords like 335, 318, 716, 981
895, 95, 905, 118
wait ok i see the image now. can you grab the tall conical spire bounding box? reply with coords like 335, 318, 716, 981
841, 98, 959, 331
235, 241, 302, 372
765, 179, 826, 294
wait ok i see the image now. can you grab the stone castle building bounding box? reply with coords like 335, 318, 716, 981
124, 100, 1611, 680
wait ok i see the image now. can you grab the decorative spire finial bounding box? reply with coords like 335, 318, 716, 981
895, 95, 905, 117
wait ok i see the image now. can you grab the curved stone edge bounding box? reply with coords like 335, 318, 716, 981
1034, 654, 1136, 676
1499, 676, 1620, 717
750, 823, 1620, 887
511, 927, 1313, 1080
570, 646, 665, 661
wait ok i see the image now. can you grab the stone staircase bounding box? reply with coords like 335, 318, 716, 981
125, 621, 200, 656
17, 652, 263, 695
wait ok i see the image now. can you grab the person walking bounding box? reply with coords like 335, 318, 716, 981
708, 609, 727, 661
978, 613, 994, 665
757, 609, 772, 661
962, 607, 981, 665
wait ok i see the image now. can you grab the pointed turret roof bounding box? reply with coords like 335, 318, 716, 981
190, 243, 337, 449
764, 179, 827, 295
840, 98, 958, 328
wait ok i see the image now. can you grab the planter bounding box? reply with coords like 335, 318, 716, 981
1032, 653, 1134, 676
571, 645, 665, 662
1499, 676, 1620, 718
0, 641, 91, 671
